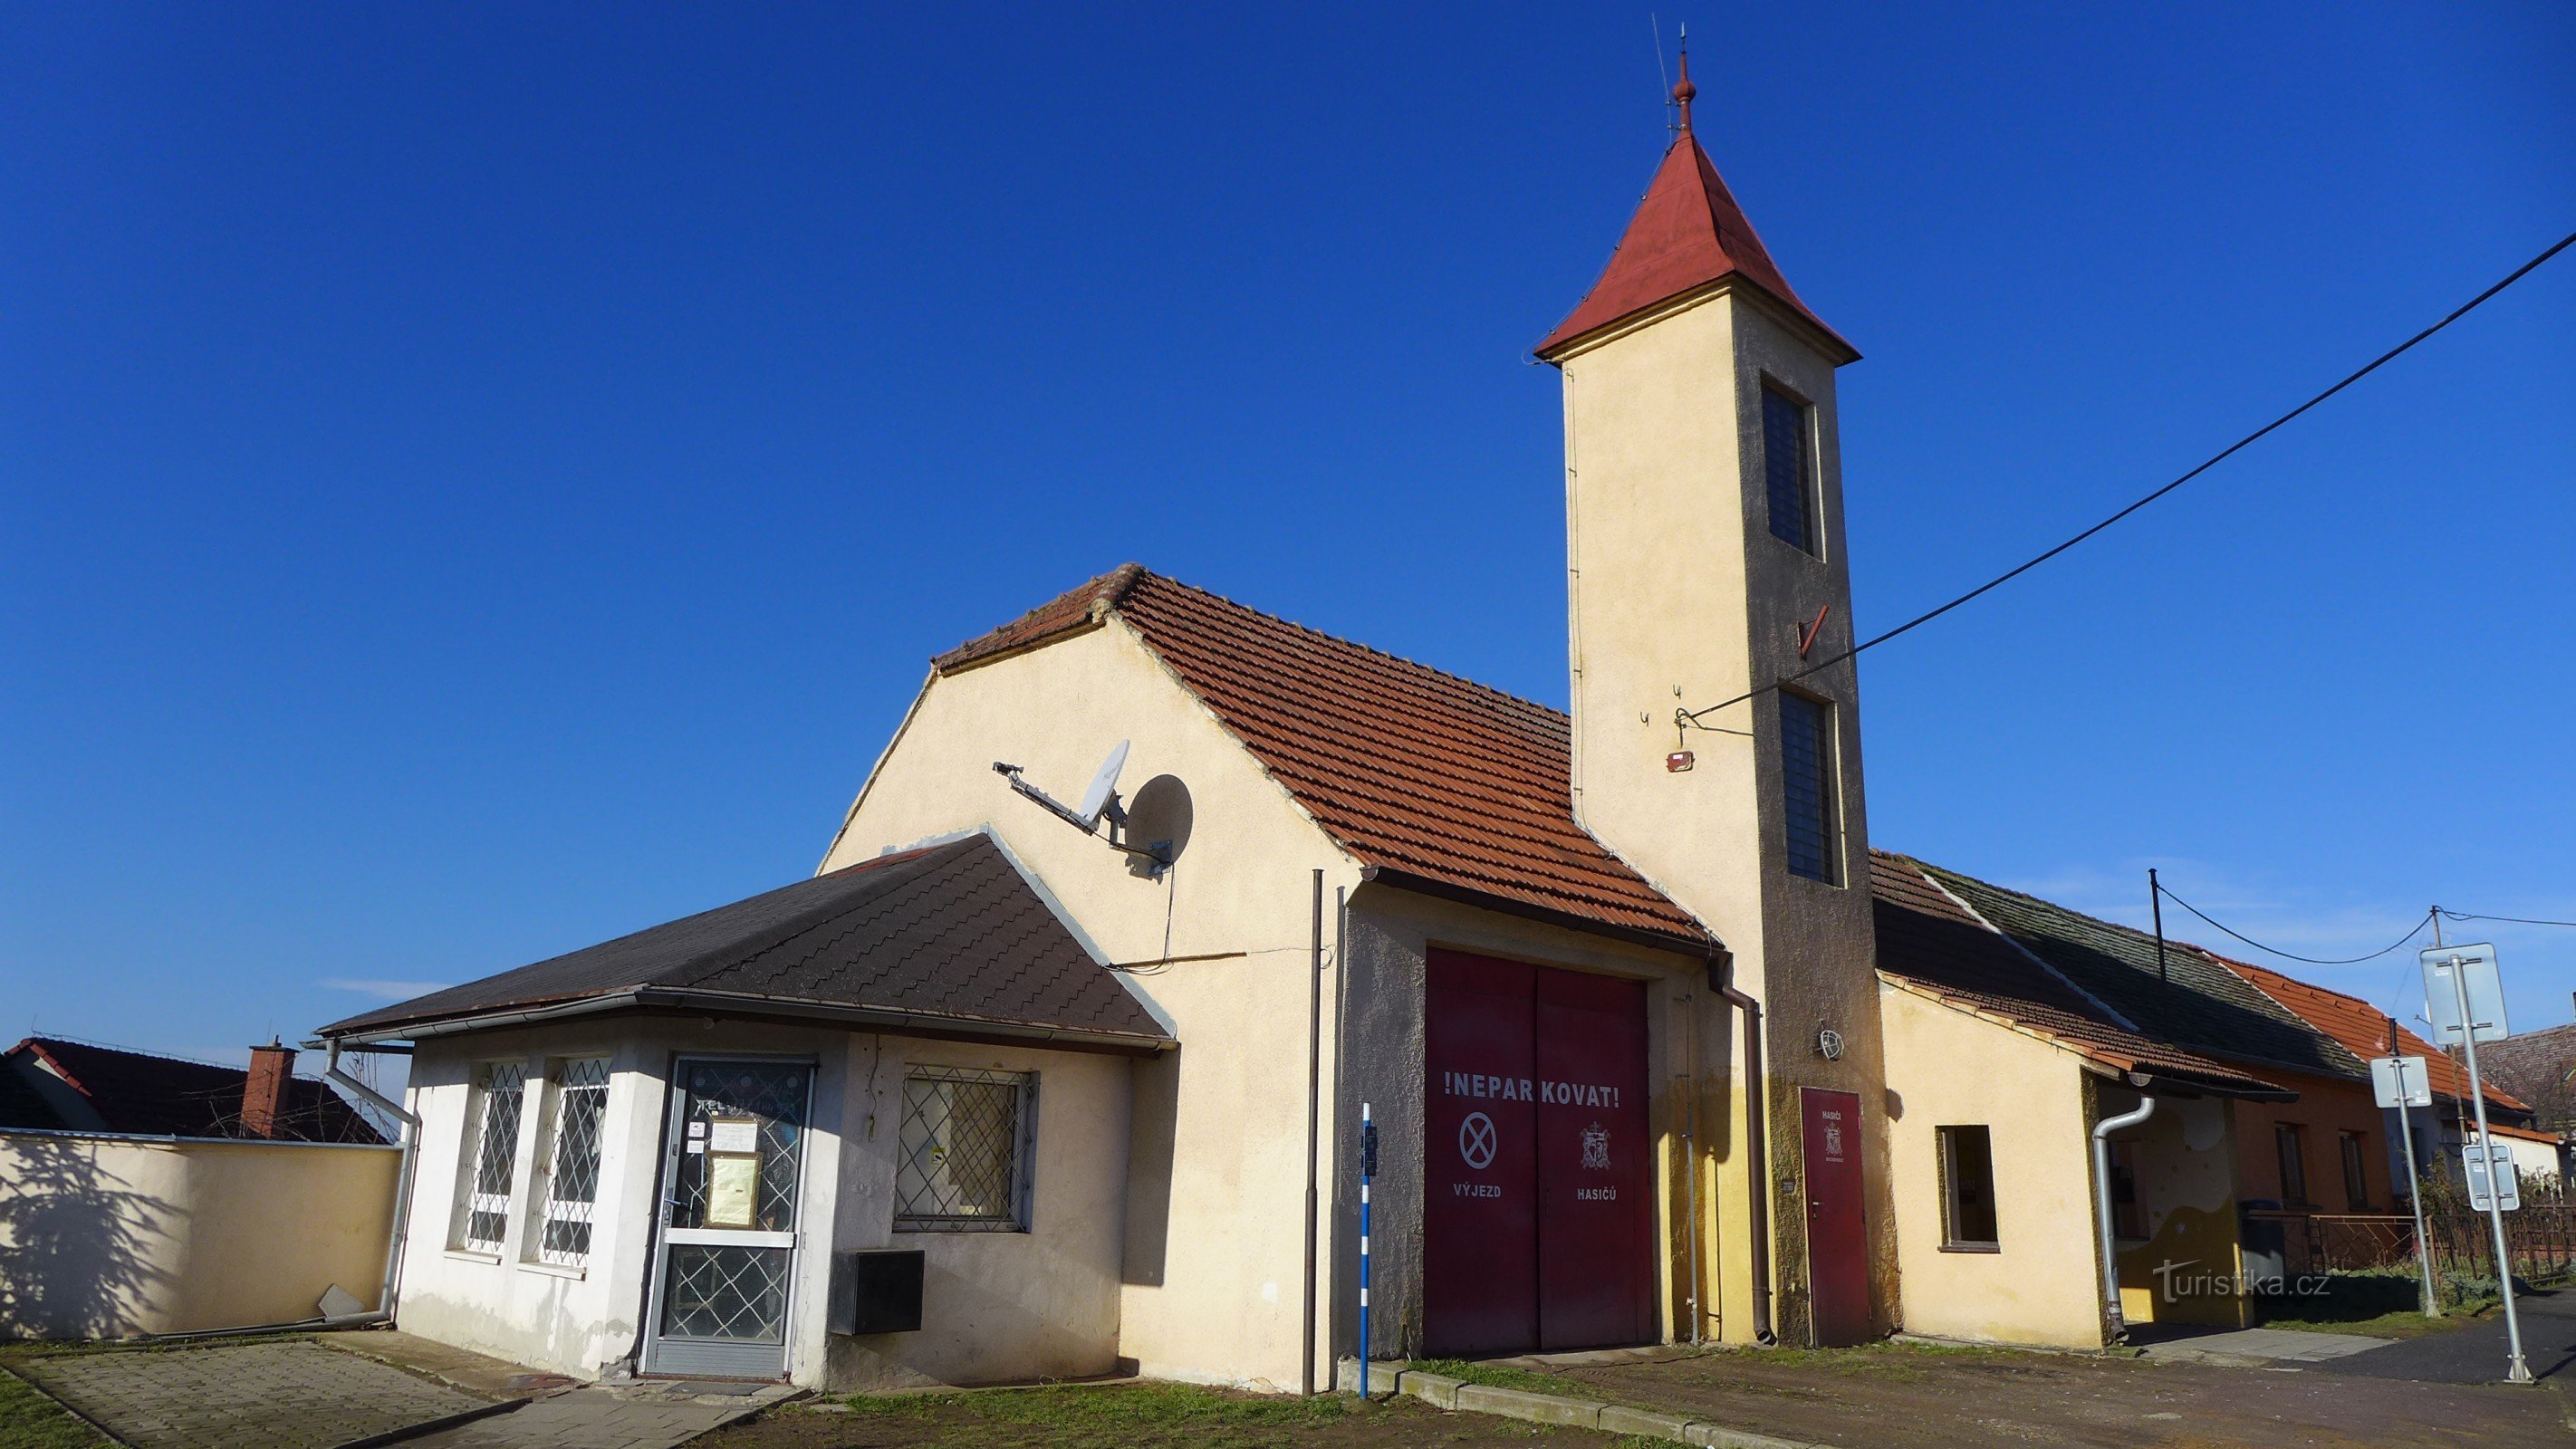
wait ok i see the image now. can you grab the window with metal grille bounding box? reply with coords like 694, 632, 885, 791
2275, 1123, 2311, 1207
453, 1061, 526, 1254
530, 1057, 610, 1267
1937, 1126, 1999, 1250
1763, 385, 1817, 553
896, 1067, 1035, 1233
1779, 691, 1841, 884
2340, 1130, 2369, 1211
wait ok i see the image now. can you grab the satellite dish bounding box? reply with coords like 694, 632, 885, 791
1076, 740, 1130, 830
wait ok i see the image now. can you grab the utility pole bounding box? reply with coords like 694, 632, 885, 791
2149, 869, 2169, 982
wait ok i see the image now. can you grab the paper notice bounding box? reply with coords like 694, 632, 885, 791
706, 1153, 759, 1228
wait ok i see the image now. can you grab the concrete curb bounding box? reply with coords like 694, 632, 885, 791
1336, 1359, 1826, 1449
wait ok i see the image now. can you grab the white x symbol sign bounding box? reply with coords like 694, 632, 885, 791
1459, 1111, 1497, 1169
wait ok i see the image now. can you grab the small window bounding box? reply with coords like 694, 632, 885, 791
1779, 691, 1841, 884
2340, 1130, 2369, 1211
2275, 1123, 2310, 1207
1937, 1126, 1999, 1249
530, 1058, 610, 1267
2110, 1140, 2146, 1240
1762, 385, 1818, 553
896, 1068, 1036, 1233
454, 1061, 527, 1254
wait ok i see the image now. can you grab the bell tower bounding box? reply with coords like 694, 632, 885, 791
1537, 50, 1892, 1347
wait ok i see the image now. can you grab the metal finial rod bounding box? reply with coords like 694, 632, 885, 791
1672, 27, 1696, 135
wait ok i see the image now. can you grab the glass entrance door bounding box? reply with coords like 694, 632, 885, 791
643, 1058, 814, 1378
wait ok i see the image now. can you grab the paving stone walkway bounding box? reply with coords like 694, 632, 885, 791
2134, 1324, 2394, 1366
405, 1385, 759, 1449
8, 1339, 489, 1449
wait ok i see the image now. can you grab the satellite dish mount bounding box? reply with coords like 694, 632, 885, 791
992, 740, 1170, 872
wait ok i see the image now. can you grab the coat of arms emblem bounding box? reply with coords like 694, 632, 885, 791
1581, 1122, 1610, 1171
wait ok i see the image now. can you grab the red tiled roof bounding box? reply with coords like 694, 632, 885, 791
1869, 853, 2288, 1097
937, 568, 1714, 949
1535, 132, 1854, 361
2214, 955, 2529, 1115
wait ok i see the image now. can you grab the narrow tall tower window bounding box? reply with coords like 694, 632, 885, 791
1780, 691, 1841, 883
1763, 385, 1817, 553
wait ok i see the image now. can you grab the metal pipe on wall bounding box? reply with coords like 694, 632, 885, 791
1301, 868, 1325, 1395
2091, 1094, 2158, 1340
1708, 950, 1775, 1345
325, 1039, 420, 1321
1680, 992, 1703, 1346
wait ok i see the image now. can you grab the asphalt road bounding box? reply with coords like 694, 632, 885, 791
2321, 1287, 2576, 1385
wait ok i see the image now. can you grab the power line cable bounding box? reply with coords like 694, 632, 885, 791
2440, 908, 2576, 929
1681, 226, 2576, 727
2154, 882, 2433, 965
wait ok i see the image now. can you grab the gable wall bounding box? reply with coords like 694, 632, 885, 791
821, 621, 1365, 1389
1876, 983, 2101, 1348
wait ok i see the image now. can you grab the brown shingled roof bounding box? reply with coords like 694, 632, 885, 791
320, 834, 1169, 1053
937, 568, 1713, 949
1870, 852, 2289, 1098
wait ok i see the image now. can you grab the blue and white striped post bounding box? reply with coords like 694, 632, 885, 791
1359, 1100, 1377, 1397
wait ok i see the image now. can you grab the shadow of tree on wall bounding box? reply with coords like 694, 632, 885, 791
0, 1136, 178, 1340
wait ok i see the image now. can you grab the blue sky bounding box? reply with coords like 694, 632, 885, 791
4, 4, 2571, 1080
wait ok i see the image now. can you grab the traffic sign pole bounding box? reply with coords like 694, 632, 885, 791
2442, 953, 2530, 1383
2382, 1026, 2439, 1319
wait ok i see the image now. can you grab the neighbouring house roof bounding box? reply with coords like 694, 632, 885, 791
2451, 1020, 2570, 1128
1533, 125, 1854, 362
2216, 955, 2531, 1118
936, 565, 1716, 953
2483, 1119, 2562, 1146
320, 833, 1172, 1054
1918, 862, 2369, 1083
1870, 853, 2289, 1098
2, 1038, 384, 1143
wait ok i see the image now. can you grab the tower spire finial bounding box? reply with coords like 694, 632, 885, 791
1672, 25, 1696, 136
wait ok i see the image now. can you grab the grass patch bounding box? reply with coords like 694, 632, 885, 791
2254, 1271, 2494, 1339
0, 1369, 106, 1449
832, 1383, 1366, 1444
1402, 1358, 1613, 1400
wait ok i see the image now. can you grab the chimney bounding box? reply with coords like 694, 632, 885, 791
243, 1039, 294, 1138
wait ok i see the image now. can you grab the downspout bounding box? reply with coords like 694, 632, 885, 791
1301, 868, 1325, 1395
2091, 1094, 2158, 1342
328, 1039, 420, 1321
1708, 950, 1776, 1345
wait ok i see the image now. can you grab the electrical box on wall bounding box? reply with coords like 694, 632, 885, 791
829, 1249, 926, 1335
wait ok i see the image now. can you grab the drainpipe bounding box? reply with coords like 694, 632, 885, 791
1708, 950, 1776, 1345
2091, 1094, 2158, 1342
327, 1040, 420, 1321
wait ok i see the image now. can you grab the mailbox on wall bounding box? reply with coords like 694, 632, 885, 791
829, 1249, 926, 1336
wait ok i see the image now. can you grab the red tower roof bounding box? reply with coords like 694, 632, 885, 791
1537, 60, 1853, 361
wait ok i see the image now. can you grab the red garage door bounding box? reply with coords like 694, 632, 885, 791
1425, 949, 1653, 1357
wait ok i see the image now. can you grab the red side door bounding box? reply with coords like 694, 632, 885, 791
1801, 1087, 1871, 1346
1534, 968, 1654, 1349
1424, 950, 1537, 1357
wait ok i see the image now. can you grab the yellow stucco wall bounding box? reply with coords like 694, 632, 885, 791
2104, 1088, 2249, 1329
0, 1130, 399, 1339
1876, 982, 2105, 1348
820, 620, 1365, 1390
1552, 284, 1895, 1344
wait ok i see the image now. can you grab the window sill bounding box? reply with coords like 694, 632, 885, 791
1937, 1243, 2002, 1254
444, 1249, 503, 1266
893, 1223, 1031, 1235
517, 1259, 587, 1281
